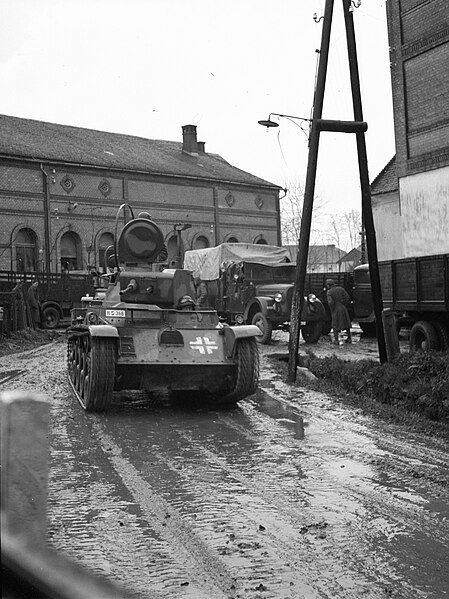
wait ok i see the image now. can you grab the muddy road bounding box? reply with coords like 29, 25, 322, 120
1, 336, 448, 598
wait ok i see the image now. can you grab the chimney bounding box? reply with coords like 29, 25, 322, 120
197, 141, 206, 154
182, 124, 198, 155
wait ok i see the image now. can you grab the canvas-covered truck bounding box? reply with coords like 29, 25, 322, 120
184, 243, 326, 344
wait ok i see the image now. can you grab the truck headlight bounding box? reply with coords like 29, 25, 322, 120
274, 293, 283, 303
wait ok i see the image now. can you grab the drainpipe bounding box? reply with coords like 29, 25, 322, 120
40, 164, 52, 272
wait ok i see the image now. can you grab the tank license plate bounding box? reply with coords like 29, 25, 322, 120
106, 309, 126, 317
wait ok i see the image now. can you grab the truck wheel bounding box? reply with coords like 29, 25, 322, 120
301, 320, 322, 344
409, 321, 440, 353
81, 337, 116, 411
431, 321, 449, 351
360, 322, 377, 337
42, 306, 60, 329
251, 312, 273, 344
221, 337, 260, 404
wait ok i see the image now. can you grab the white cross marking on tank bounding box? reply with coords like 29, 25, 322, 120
190, 337, 218, 354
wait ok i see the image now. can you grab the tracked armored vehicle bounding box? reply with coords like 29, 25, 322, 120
66, 205, 260, 411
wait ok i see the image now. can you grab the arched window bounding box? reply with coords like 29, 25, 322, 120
60, 231, 82, 272
254, 235, 268, 245
15, 228, 38, 272
192, 234, 210, 250
226, 236, 239, 243
98, 232, 114, 273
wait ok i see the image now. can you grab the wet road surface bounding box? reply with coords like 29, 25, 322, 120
1, 338, 448, 598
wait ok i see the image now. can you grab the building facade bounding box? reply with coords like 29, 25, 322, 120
0, 116, 281, 273
371, 0, 449, 260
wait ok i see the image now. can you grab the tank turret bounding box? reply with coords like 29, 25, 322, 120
105, 212, 195, 308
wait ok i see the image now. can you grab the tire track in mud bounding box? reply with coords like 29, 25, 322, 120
88, 422, 236, 599
3, 341, 449, 598
91, 415, 329, 598
257, 382, 449, 541
95, 400, 422, 599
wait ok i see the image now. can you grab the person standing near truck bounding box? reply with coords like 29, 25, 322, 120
27, 278, 42, 329
326, 279, 352, 345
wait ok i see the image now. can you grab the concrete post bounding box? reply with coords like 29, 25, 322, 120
1, 391, 49, 545
381, 308, 400, 362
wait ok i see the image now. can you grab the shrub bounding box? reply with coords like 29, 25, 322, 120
307, 351, 449, 422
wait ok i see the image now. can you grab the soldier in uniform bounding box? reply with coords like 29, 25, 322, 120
326, 278, 352, 344
27, 278, 42, 329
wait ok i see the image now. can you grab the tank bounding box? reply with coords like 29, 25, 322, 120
66, 205, 261, 411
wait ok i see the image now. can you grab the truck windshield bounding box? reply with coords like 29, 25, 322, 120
245, 263, 295, 282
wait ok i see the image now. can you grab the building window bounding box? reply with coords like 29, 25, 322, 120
60, 231, 82, 272
254, 235, 268, 245
226, 236, 239, 243
192, 234, 210, 250
15, 228, 38, 272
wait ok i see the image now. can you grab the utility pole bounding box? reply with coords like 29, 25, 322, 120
287, 0, 387, 382
343, 0, 387, 362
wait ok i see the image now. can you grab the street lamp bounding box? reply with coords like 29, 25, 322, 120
258, 113, 310, 129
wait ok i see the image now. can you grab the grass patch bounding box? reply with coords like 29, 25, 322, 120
306, 351, 449, 425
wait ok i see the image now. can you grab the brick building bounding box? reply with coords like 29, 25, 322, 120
0, 115, 281, 273
371, 0, 449, 259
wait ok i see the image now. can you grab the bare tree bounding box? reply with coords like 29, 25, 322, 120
280, 180, 327, 246
325, 209, 362, 251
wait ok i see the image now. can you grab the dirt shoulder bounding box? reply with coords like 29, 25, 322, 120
263, 328, 449, 440
0, 329, 64, 359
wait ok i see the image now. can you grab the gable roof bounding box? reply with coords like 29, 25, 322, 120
337, 246, 362, 264
370, 155, 398, 195
0, 114, 279, 189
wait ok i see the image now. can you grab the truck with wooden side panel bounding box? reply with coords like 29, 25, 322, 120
357, 164, 449, 351
0, 270, 99, 329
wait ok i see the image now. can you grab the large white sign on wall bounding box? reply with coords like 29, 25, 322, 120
400, 166, 449, 257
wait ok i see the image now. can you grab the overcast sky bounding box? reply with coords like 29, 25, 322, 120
1, 0, 395, 233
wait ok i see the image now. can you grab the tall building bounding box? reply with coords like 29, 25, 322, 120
0, 116, 281, 273
371, 0, 449, 260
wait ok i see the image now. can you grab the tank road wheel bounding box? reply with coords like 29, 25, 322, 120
81, 337, 116, 412
74, 338, 83, 392
251, 312, 273, 344
221, 337, 260, 405
67, 337, 77, 383
409, 321, 440, 353
301, 320, 322, 344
